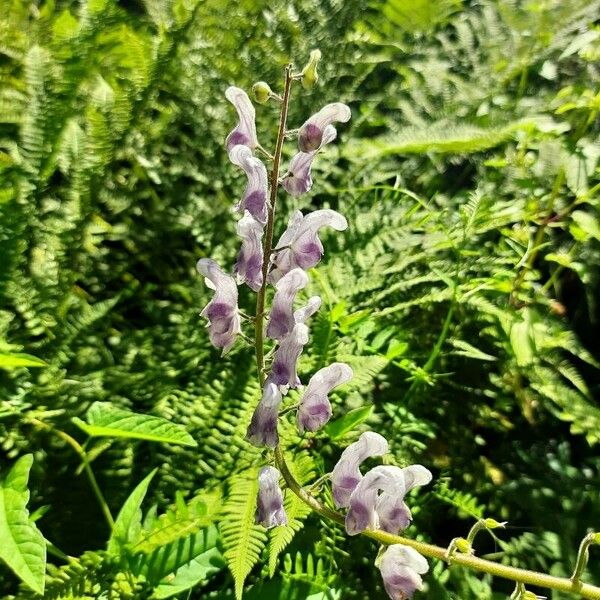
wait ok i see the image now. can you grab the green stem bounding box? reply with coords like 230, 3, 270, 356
572, 533, 598, 586
274, 446, 600, 599
254, 63, 294, 386
29, 418, 115, 529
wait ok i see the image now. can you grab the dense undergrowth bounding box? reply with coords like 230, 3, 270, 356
0, 0, 599, 598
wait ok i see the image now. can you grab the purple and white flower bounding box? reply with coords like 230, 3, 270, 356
255, 466, 287, 528
282, 125, 337, 197
234, 211, 264, 291
269, 209, 348, 283
293, 296, 322, 324
229, 144, 269, 224
225, 87, 258, 153
331, 432, 388, 508
266, 268, 309, 340
298, 102, 351, 153
345, 465, 432, 536
246, 380, 283, 448
196, 258, 241, 354
270, 323, 309, 389
378, 545, 429, 600
297, 362, 353, 432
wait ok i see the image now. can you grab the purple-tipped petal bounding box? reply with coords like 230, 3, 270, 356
230, 145, 269, 224
282, 126, 337, 197
269, 209, 348, 283
234, 211, 264, 291
345, 465, 432, 536
293, 296, 322, 324
225, 87, 258, 153
331, 432, 388, 508
298, 103, 350, 152
297, 362, 353, 432
246, 381, 283, 448
270, 323, 309, 389
378, 545, 429, 600
255, 466, 287, 528
196, 258, 241, 354
266, 269, 309, 341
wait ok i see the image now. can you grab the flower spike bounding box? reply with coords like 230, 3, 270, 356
196, 258, 241, 354
331, 431, 388, 508
225, 86, 258, 153
255, 466, 287, 528
266, 268, 309, 341
234, 211, 264, 291
269, 209, 348, 283
298, 102, 350, 152
297, 362, 353, 432
229, 144, 269, 224
282, 125, 337, 197
378, 545, 429, 600
246, 380, 283, 448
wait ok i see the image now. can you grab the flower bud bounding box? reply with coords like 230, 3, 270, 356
300, 49, 321, 90
455, 537, 472, 554
593, 532, 600, 544
252, 81, 272, 104
484, 518, 507, 529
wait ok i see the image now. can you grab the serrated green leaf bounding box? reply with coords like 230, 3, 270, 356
107, 468, 157, 555
220, 468, 267, 600
325, 406, 373, 440
0, 455, 46, 595
72, 402, 197, 447
0, 352, 47, 369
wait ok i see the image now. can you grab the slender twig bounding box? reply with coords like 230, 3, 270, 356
28, 418, 115, 529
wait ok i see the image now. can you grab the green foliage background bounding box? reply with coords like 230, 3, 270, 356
0, 0, 599, 598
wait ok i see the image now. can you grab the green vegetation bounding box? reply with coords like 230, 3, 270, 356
0, 0, 599, 598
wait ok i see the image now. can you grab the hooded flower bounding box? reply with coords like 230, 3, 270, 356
246, 380, 283, 448
270, 323, 309, 389
196, 258, 241, 354
297, 362, 353, 432
293, 296, 322, 324
331, 432, 388, 508
282, 125, 337, 197
266, 268, 309, 340
255, 466, 287, 528
269, 209, 348, 283
298, 102, 351, 153
229, 144, 269, 224
225, 86, 258, 153
234, 211, 264, 291
378, 545, 429, 600
345, 465, 432, 536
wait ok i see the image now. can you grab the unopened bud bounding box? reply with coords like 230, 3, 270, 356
593, 532, 600, 544
522, 592, 540, 600
301, 49, 321, 90
252, 81, 272, 104
484, 518, 507, 529
455, 538, 472, 554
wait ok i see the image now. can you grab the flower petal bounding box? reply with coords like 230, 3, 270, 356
298, 103, 350, 152
331, 431, 388, 508
270, 323, 309, 389
293, 295, 322, 324
297, 362, 353, 432
266, 268, 309, 340
246, 381, 283, 448
378, 545, 428, 600
282, 125, 337, 197
255, 466, 287, 528
230, 144, 269, 224
234, 211, 264, 291
270, 209, 348, 283
225, 87, 258, 152
196, 258, 240, 354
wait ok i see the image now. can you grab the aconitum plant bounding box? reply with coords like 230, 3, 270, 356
197, 55, 600, 600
